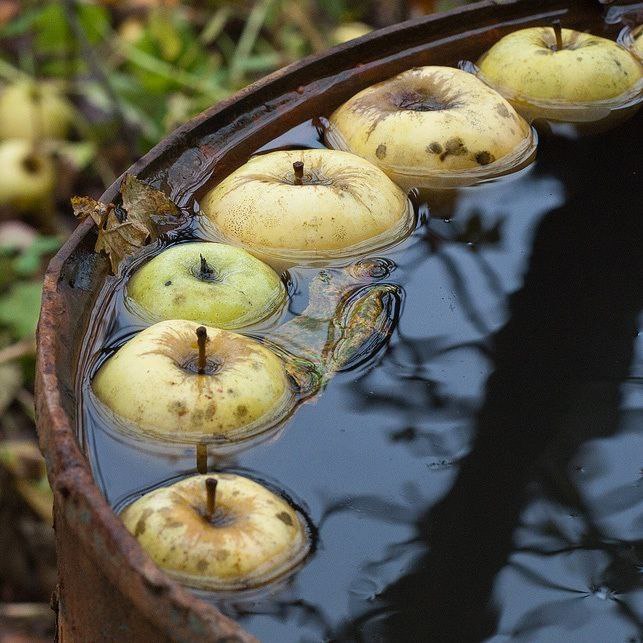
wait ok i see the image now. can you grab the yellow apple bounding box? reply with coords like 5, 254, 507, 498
0, 140, 55, 213
121, 473, 310, 590
326, 66, 535, 189
477, 26, 643, 122
0, 81, 72, 141
93, 319, 293, 444
127, 242, 286, 328
200, 149, 412, 259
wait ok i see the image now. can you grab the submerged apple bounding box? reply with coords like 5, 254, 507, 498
477, 25, 643, 120
93, 319, 293, 443
326, 65, 535, 189
127, 242, 286, 328
120, 473, 310, 590
0, 140, 55, 212
0, 81, 72, 141
200, 149, 412, 258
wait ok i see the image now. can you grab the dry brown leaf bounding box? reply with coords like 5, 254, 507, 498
71, 175, 180, 274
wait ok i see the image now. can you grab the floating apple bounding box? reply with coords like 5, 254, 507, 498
120, 473, 310, 590
477, 24, 643, 124
127, 242, 286, 328
326, 65, 535, 189
0, 140, 55, 213
0, 81, 72, 141
200, 149, 412, 259
93, 320, 293, 444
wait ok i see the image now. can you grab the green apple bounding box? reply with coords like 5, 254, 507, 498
200, 149, 412, 258
477, 27, 642, 107
0, 140, 55, 212
0, 81, 72, 141
326, 66, 535, 189
127, 242, 286, 329
93, 319, 293, 443
121, 473, 309, 590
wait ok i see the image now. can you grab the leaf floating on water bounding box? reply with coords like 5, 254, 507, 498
71, 174, 180, 274
268, 268, 400, 386
329, 284, 399, 372
120, 173, 180, 230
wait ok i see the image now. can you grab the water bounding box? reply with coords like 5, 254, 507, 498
77, 102, 642, 641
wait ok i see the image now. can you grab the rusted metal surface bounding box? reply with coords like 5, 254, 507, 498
35, 1, 606, 640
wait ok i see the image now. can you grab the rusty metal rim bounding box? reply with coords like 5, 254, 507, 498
35, 1, 596, 639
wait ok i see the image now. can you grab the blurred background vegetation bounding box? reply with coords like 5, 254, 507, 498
0, 0, 468, 639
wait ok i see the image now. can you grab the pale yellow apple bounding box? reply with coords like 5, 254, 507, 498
326, 66, 534, 188
93, 319, 293, 443
630, 27, 643, 61
0, 140, 55, 212
127, 242, 286, 328
332, 22, 371, 45
477, 27, 642, 106
200, 149, 412, 258
121, 473, 310, 590
0, 81, 72, 141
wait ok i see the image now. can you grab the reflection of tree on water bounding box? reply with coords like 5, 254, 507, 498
332, 114, 643, 641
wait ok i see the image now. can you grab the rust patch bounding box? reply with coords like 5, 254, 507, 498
134, 508, 153, 537
275, 511, 293, 526
440, 137, 467, 161
495, 103, 511, 119
475, 151, 495, 165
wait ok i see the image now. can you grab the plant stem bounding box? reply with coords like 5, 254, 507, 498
552, 20, 563, 51
196, 443, 208, 474
196, 326, 208, 374
293, 161, 304, 185
205, 477, 218, 521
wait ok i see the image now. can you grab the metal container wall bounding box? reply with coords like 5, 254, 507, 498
35, 2, 606, 639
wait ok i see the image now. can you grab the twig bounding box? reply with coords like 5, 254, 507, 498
0, 338, 35, 365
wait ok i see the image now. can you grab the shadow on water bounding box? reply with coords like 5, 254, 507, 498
335, 113, 643, 641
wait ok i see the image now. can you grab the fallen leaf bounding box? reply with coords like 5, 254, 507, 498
72, 174, 180, 273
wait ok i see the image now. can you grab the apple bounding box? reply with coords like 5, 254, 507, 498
0, 140, 55, 213
127, 241, 286, 329
200, 149, 412, 259
477, 26, 643, 122
93, 319, 293, 444
326, 65, 535, 189
120, 473, 310, 590
0, 81, 72, 141
331, 22, 371, 45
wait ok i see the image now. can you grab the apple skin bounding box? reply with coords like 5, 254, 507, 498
0, 81, 72, 141
93, 319, 293, 443
200, 149, 411, 257
127, 242, 286, 329
120, 473, 309, 590
477, 27, 642, 104
326, 66, 533, 188
0, 140, 55, 212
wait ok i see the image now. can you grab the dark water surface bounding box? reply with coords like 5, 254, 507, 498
79, 108, 643, 642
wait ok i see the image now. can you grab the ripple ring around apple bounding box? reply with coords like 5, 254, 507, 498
120, 473, 311, 591
325, 65, 537, 189
92, 319, 295, 444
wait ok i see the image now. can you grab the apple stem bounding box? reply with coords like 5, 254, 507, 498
293, 161, 304, 185
552, 20, 563, 51
199, 254, 215, 280
196, 442, 207, 474
196, 326, 208, 374
205, 477, 218, 522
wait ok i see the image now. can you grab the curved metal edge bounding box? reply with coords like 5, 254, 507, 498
35, 0, 599, 639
